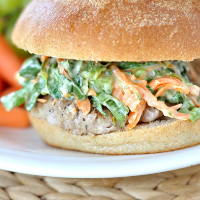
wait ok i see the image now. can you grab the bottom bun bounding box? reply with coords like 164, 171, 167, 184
29, 113, 200, 155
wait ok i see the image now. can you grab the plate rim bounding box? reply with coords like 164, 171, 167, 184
0, 127, 200, 178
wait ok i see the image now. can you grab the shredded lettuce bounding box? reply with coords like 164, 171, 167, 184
172, 61, 190, 82
19, 56, 41, 80
59, 60, 83, 87
25, 76, 48, 111
47, 67, 63, 99
2, 55, 200, 127
158, 90, 185, 104
59, 60, 112, 95
117, 62, 157, 69
90, 83, 129, 126
1, 81, 34, 111
178, 98, 200, 123
83, 61, 110, 72
146, 85, 154, 94
134, 69, 146, 78
91, 97, 107, 116
53, 68, 86, 100
189, 108, 200, 123
90, 74, 112, 95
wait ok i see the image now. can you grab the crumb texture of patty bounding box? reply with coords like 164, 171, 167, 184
31, 95, 164, 135
31, 95, 123, 135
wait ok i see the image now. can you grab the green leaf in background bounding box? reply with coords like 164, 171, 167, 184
0, 0, 30, 16
0, 0, 31, 56
19, 56, 42, 80
0, 0, 22, 16
1, 81, 34, 111
3, 11, 30, 57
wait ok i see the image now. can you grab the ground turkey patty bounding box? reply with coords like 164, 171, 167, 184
31, 95, 123, 135
31, 95, 163, 135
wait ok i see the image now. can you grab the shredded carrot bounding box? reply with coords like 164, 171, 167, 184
52, 99, 58, 106
189, 85, 200, 96
127, 100, 146, 130
41, 55, 48, 62
135, 82, 191, 120
110, 64, 191, 120
149, 77, 187, 90
168, 64, 175, 69
37, 99, 47, 103
109, 64, 139, 94
58, 66, 72, 80
110, 65, 143, 113
57, 58, 64, 64
88, 89, 96, 96
122, 87, 141, 112
63, 93, 69, 98
155, 84, 189, 97
72, 108, 77, 114
130, 74, 137, 81
112, 85, 123, 101
189, 95, 200, 107
74, 95, 91, 116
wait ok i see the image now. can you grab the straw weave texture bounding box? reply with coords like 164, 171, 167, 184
1, 165, 200, 199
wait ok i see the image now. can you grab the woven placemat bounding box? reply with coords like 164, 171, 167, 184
1, 165, 200, 200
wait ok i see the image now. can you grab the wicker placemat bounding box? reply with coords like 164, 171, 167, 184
1, 165, 200, 200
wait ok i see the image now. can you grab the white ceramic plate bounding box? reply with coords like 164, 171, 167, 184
0, 127, 200, 178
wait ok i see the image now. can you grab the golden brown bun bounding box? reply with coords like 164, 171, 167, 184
12, 0, 200, 62
29, 113, 200, 155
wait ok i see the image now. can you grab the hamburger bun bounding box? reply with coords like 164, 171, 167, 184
12, 0, 200, 62
11, 0, 200, 154
29, 113, 200, 154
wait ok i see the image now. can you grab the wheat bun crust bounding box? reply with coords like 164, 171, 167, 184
12, 0, 200, 62
29, 113, 200, 154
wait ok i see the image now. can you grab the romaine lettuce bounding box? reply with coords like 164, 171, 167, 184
90, 83, 129, 126
1, 81, 34, 111
19, 56, 41, 80
117, 62, 157, 69
25, 76, 48, 111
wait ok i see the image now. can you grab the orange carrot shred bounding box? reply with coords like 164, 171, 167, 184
88, 89, 96, 96
155, 84, 189, 97
112, 85, 123, 101
127, 100, 146, 130
74, 95, 91, 116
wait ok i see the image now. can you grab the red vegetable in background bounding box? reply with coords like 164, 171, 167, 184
0, 34, 22, 89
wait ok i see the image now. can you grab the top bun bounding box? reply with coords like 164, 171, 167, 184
12, 0, 200, 62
